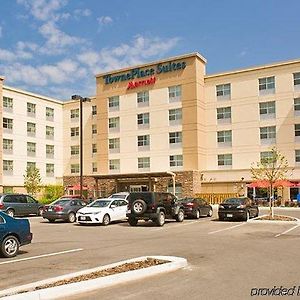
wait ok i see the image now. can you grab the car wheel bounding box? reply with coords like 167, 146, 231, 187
128, 217, 138, 226
68, 212, 76, 223
102, 214, 110, 226
1, 235, 20, 258
48, 219, 55, 223
176, 209, 184, 222
207, 208, 213, 217
155, 211, 165, 227
38, 207, 44, 216
194, 209, 200, 219
132, 199, 147, 215
6, 209, 14, 218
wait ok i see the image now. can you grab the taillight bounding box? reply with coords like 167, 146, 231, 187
54, 205, 63, 212
0, 203, 4, 209
185, 202, 194, 207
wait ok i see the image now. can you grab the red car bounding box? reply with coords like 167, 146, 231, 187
179, 197, 213, 219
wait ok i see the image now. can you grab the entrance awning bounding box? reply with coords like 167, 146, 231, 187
67, 184, 88, 191
247, 180, 295, 188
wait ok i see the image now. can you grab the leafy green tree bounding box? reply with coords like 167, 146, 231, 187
24, 167, 42, 197
43, 185, 64, 203
251, 147, 290, 217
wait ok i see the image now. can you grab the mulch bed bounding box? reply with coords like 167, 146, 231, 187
255, 215, 297, 221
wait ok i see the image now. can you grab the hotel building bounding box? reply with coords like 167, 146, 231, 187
1, 52, 300, 199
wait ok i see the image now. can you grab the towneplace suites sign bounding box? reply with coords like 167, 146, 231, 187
103, 60, 186, 90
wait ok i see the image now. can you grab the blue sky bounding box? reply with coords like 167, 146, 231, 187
0, 0, 299, 100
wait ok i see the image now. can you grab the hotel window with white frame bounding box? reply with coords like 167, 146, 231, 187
27, 142, 36, 156
216, 84, 231, 100
71, 164, 80, 174
218, 154, 232, 167
3, 96, 13, 111
260, 126, 276, 144
259, 76, 275, 95
71, 145, 79, 156
137, 135, 150, 151
92, 124, 97, 135
46, 163, 54, 177
3, 118, 13, 130
137, 91, 149, 107
137, 113, 149, 128
92, 162, 98, 173
217, 107, 231, 124
27, 122, 36, 136
92, 143, 97, 154
3, 160, 13, 174
295, 124, 300, 142
168, 85, 181, 102
169, 108, 182, 125
92, 105, 97, 116
295, 150, 300, 163
260, 151, 273, 164
108, 96, 119, 111
294, 72, 300, 89
70, 109, 79, 120
109, 117, 120, 132
46, 126, 54, 139
27, 162, 36, 170
294, 98, 300, 116
217, 130, 232, 147
46, 144, 54, 158
27, 102, 36, 116
109, 159, 120, 171
138, 157, 150, 170
170, 155, 183, 167
70, 127, 79, 137
3, 139, 13, 154
259, 101, 275, 119
46, 107, 54, 121
169, 132, 182, 146
109, 138, 120, 153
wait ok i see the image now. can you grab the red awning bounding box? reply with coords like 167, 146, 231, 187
247, 180, 270, 188
68, 184, 88, 191
273, 180, 295, 187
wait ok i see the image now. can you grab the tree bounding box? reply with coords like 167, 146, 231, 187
43, 185, 64, 203
250, 147, 290, 217
24, 167, 42, 197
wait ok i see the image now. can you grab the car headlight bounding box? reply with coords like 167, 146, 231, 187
92, 212, 100, 215
219, 205, 224, 209
237, 205, 246, 209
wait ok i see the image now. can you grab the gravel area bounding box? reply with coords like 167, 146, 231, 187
256, 215, 298, 221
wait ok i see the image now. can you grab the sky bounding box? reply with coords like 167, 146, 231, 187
0, 0, 299, 100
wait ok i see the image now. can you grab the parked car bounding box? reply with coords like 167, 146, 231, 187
108, 192, 130, 200
179, 197, 213, 219
0, 194, 44, 217
43, 198, 86, 223
218, 197, 259, 221
126, 192, 185, 227
0, 211, 32, 258
76, 198, 128, 226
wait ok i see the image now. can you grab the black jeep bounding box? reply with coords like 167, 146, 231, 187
126, 192, 185, 227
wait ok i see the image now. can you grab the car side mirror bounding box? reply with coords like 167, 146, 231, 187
110, 205, 116, 209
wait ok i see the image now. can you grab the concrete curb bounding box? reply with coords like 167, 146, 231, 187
248, 214, 300, 224
0, 256, 187, 300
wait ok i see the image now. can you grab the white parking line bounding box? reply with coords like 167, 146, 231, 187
0, 248, 83, 265
208, 223, 246, 235
275, 224, 300, 238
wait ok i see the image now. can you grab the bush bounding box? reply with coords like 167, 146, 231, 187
41, 185, 64, 204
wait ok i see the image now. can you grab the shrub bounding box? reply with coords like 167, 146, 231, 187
42, 185, 64, 204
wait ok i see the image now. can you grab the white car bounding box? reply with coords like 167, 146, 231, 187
108, 192, 129, 200
76, 198, 128, 226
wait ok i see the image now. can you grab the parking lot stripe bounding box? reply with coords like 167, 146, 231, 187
0, 248, 83, 265
274, 224, 300, 238
208, 223, 246, 235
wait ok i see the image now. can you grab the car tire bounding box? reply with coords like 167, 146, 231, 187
194, 209, 200, 219
1, 235, 20, 258
68, 212, 76, 223
102, 214, 110, 226
128, 217, 138, 226
132, 199, 147, 215
38, 207, 44, 216
48, 219, 55, 223
155, 211, 165, 227
207, 208, 213, 217
176, 209, 184, 222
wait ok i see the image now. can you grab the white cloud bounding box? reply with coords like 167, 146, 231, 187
0, 49, 16, 62
97, 16, 113, 25
74, 8, 91, 19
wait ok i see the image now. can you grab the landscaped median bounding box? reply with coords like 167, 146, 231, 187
0, 256, 187, 300
248, 214, 300, 224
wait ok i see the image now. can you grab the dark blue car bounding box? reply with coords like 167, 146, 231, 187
0, 211, 32, 258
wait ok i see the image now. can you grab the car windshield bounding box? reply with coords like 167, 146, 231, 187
88, 200, 111, 207
52, 199, 70, 206
223, 198, 245, 204
179, 198, 194, 203
110, 194, 126, 199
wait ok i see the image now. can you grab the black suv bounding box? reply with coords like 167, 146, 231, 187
126, 192, 185, 227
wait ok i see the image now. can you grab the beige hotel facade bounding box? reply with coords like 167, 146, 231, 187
1, 52, 300, 199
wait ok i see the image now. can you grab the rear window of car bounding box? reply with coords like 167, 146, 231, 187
224, 198, 245, 204
88, 200, 111, 207
3, 195, 19, 203
128, 193, 153, 203
52, 199, 70, 206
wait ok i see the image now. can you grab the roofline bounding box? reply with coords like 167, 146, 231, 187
95, 52, 207, 78
205, 57, 300, 80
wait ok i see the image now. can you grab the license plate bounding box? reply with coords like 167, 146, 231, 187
48, 208, 52, 211
227, 214, 233, 218
80, 216, 86, 220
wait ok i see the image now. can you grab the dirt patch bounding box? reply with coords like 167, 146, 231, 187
256, 215, 297, 221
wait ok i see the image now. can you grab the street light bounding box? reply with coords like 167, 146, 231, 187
71, 95, 91, 199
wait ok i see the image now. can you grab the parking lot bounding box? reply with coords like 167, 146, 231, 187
1, 207, 300, 300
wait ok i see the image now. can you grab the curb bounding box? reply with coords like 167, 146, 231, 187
248, 214, 300, 224
0, 255, 187, 300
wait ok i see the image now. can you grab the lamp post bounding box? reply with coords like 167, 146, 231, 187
71, 95, 91, 199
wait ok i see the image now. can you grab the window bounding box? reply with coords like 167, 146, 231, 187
109, 138, 120, 152
70, 127, 79, 137
109, 159, 120, 171
294, 72, 300, 86
169, 108, 182, 125
216, 84, 231, 99
296, 150, 300, 163
259, 76, 275, 94
109, 117, 120, 131
70, 109, 79, 119
71, 145, 79, 156
3, 160, 13, 172
294, 98, 300, 115
137, 91, 149, 106
46, 107, 54, 120
260, 151, 273, 164
3, 96, 13, 109
27, 142, 36, 156
108, 96, 119, 111
92, 124, 97, 135
137, 113, 149, 127
71, 164, 80, 174
260, 126, 276, 140
92, 105, 97, 116
92, 162, 98, 173
138, 157, 150, 170
46, 145, 54, 158
259, 101, 275, 118
217, 130, 232, 144
218, 154, 232, 166
27, 122, 36, 136
217, 107, 231, 122
3, 118, 13, 130
46, 126, 54, 139
167, 183, 182, 198
170, 155, 183, 167
169, 132, 182, 144
46, 163, 54, 176
137, 135, 150, 148
3, 139, 13, 152
295, 124, 300, 137
27, 102, 36, 115
169, 85, 181, 102
27, 162, 36, 170
92, 143, 97, 154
